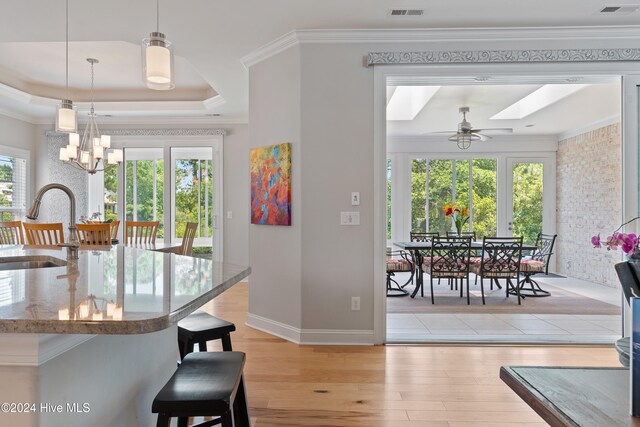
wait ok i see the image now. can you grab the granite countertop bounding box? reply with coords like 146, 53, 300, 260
0, 245, 250, 334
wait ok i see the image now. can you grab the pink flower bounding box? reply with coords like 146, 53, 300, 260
620, 233, 638, 254
591, 234, 601, 248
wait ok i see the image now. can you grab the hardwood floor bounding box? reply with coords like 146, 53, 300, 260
198, 283, 620, 426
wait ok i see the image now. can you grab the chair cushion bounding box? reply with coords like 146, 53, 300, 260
386, 259, 413, 272
152, 351, 245, 416
473, 262, 518, 278
520, 259, 545, 273
469, 257, 482, 264
178, 311, 236, 342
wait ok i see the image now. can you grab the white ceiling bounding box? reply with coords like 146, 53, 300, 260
0, 0, 635, 128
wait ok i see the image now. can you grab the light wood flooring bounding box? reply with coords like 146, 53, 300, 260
197, 283, 621, 427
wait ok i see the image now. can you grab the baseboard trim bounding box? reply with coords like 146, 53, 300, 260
246, 313, 374, 345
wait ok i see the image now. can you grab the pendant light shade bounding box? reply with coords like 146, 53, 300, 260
142, 0, 174, 90
55, 0, 77, 132
56, 99, 77, 133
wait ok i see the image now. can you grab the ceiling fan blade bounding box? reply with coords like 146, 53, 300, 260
424, 130, 458, 134
470, 128, 513, 134
471, 133, 491, 141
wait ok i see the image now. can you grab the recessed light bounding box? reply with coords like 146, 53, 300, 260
565, 77, 583, 82
525, 124, 535, 127
474, 76, 491, 82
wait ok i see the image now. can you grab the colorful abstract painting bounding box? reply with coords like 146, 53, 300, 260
250, 142, 291, 225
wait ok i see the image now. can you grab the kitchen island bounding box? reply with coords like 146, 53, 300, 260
0, 244, 250, 427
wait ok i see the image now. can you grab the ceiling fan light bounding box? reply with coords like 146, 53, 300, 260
55, 100, 77, 133
457, 135, 472, 150
142, 32, 174, 90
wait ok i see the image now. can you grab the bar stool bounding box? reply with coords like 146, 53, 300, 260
177, 311, 236, 360
152, 351, 250, 427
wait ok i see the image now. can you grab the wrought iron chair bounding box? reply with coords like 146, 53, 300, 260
410, 231, 439, 282
386, 248, 414, 297
518, 233, 557, 297
471, 236, 523, 305
0, 221, 24, 245
427, 236, 472, 304
23, 222, 65, 245
445, 231, 477, 241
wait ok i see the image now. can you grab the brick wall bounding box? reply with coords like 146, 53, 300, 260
556, 123, 622, 288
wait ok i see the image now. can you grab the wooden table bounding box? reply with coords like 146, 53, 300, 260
501, 366, 640, 427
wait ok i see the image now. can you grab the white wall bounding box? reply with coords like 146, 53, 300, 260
247, 46, 302, 333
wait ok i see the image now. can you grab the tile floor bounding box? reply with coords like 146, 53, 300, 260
387, 274, 622, 344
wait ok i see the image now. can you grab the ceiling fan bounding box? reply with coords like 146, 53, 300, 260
431, 106, 513, 149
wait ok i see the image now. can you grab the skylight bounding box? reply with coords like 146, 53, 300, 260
386, 86, 440, 121
490, 84, 589, 120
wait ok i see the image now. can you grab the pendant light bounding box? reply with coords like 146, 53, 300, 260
55, 0, 77, 132
59, 58, 123, 174
142, 0, 174, 90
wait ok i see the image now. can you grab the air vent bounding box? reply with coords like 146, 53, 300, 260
390, 9, 424, 16
599, 5, 639, 13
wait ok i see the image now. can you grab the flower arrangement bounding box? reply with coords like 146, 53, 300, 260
79, 211, 103, 224
443, 202, 469, 235
591, 217, 640, 255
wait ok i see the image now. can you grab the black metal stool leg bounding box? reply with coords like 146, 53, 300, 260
222, 334, 233, 351
156, 414, 171, 427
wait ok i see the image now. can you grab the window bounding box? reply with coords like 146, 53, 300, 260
410, 157, 497, 239
386, 158, 392, 240
0, 150, 28, 221
124, 148, 165, 238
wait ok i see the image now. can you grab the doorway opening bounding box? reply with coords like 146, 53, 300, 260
384, 76, 622, 344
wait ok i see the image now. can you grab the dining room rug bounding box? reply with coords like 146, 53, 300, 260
387, 280, 619, 314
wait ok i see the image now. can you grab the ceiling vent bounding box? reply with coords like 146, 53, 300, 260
599, 5, 639, 13
389, 9, 424, 16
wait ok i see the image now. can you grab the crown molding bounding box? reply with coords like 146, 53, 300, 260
46, 128, 227, 137
0, 108, 37, 124
241, 26, 640, 68
557, 114, 620, 141
241, 31, 300, 69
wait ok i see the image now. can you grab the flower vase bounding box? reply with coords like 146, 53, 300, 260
455, 224, 462, 236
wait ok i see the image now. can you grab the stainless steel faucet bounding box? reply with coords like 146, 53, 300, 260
27, 183, 79, 260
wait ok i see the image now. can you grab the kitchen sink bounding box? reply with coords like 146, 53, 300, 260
0, 255, 67, 271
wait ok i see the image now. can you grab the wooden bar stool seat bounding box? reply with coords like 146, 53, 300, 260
177, 311, 236, 360
152, 351, 250, 427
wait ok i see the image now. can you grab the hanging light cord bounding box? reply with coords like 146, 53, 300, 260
90, 60, 95, 114
65, 0, 69, 100
156, 0, 160, 32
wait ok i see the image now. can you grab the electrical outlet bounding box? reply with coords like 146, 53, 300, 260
351, 297, 360, 311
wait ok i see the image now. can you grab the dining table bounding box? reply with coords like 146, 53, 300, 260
394, 240, 538, 299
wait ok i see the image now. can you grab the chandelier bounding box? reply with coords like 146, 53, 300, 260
55, 0, 77, 133
142, 0, 174, 90
59, 58, 123, 174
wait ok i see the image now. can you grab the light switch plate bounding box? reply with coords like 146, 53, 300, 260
351, 192, 360, 206
340, 212, 360, 226
226, 211, 233, 219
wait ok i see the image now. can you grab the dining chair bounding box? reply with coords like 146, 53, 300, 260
23, 222, 65, 246
109, 220, 120, 241
519, 233, 557, 297
409, 231, 439, 284
386, 248, 414, 297
446, 231, 476, 241
76, 223, 111, 245
0, 221, 25, 245
471, 236, 523, 305
428, 236, 472, 304
178, 222, 198, 256
410, 231, 439, 242
125, 221, 159, 245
